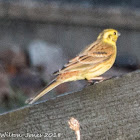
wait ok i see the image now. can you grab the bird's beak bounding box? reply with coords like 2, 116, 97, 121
118, 32, 121, 36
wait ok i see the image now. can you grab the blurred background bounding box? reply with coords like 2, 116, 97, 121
0, 0, 139, 114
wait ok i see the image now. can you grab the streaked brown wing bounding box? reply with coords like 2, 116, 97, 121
54, 41, 114, 75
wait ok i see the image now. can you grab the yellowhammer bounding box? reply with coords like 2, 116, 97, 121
27, 29, 120, 104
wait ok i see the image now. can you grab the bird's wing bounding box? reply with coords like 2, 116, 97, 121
54, 41, 114, 75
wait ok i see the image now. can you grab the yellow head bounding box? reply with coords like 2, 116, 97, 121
97, 29, 120, 45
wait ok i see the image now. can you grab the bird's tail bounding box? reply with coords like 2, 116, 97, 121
26, 79, 62, 104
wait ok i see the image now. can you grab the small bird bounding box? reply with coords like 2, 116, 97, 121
27, 29, 120, 104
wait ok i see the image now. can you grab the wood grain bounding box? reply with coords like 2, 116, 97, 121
0, 71, 140, 139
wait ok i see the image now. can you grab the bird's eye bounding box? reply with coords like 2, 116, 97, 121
114, 32, 116, 35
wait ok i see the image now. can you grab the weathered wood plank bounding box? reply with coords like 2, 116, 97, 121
0, 2, 140, 29
0, 71, 140, 139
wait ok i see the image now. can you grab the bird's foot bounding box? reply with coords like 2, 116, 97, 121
86, 76, 117, 85
94, 76, 117, 84
87, 79, 96, 85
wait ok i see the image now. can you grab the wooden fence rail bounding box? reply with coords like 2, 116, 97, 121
0, 71, 140, 139
0, 1, 140, 29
